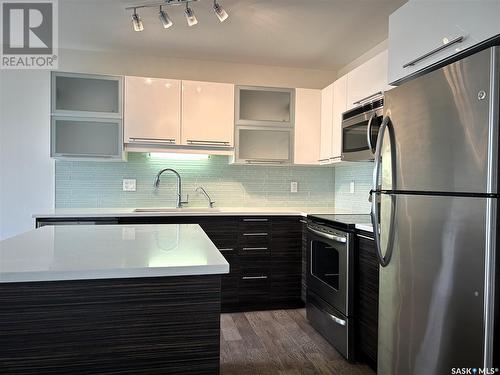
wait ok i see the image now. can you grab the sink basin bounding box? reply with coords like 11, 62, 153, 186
134, 208, 221, 213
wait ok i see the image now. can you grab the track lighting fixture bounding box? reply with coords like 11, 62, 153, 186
213, 1, 228, 22
159, 6, 173, 29
184, 3, 198, 27
127, 0, 228, 31
132, 8, 144, 32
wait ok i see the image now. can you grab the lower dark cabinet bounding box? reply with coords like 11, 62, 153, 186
355, 232, 379, 370
188, 216, 304, 312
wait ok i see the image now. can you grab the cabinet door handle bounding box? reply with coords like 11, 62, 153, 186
186, 139, 230, 147
243, 233, 268, 236
128, 137, 175, 144
318, 158, 330, 163
219, 248, 234, 252
402, 35, 464, 68
243, 218, 268, 222
245, 160, 286, 164
242, 276, 268, 280
352, 91, 383, 106
242, 247, 268, 251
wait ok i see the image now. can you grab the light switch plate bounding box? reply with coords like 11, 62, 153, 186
290, 181, 298, 193
123, 179, 136, 192
349, 181, 355, 194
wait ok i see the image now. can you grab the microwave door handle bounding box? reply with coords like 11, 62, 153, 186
371, 116, 395, 267
366, 113, 376, 154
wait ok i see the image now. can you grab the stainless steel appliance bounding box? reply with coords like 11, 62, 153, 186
371, 46, 499, 374
306, 219, 354, 360
341, 97, 383, 162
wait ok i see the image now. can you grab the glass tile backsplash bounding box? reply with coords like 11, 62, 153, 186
333, 162, 373, 214
55, 153, 336, 209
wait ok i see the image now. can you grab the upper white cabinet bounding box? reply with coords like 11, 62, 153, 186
124, 76, 181, 146
319, 83, 334, 164
346, 50, 390, 111
388, 0, 500, 84
181, 80, 235, 147
332, 75, 347, 161
51, 72, 124, 160
294, 88, 321, 165
236, 86, 294, 127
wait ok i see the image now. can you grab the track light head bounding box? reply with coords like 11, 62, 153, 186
132, 8, 144, 32
184, 3, 198, 27
213, 1, 228, 22
159, 6, 173, 29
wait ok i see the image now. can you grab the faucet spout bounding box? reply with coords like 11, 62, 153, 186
154, 168, 187, 208
196, 186, 215, 208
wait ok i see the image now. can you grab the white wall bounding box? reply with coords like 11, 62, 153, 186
58, 48, 336, 89
0, 70, 54, 240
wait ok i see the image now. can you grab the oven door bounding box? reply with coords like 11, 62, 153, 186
341, 109, 382, 161
307, 225, 352, 316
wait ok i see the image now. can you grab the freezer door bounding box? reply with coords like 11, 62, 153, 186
381, 47, 498, 194
378, 194, 488, 375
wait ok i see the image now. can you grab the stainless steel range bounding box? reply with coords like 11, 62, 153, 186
306, 217, 354, 360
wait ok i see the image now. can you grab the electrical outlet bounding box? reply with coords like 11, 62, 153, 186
290, 181, 298, 193
349, 181, 355, 194
122, 179, 136, 192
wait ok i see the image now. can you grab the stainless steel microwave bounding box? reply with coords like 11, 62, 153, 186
341, 98, 383, 162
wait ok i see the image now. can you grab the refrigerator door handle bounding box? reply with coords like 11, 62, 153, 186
371, 116, 395, 267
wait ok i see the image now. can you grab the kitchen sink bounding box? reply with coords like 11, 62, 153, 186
134, 208, 222, 213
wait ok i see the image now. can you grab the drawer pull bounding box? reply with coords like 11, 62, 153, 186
219, 248, 234, 252
242, 276, 268, 280
243, 218, 268, 222
402, 35, 464, 68
242, 247, 268, 251
243, 232, 268, 236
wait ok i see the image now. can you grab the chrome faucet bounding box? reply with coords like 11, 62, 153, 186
154, 168, 188, 208
196, 186, 215, 208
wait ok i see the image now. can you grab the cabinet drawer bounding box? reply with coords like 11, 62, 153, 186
239, 233, 270, 248
239, 217, 271, 231
239, 275, 270, 304
240, 253, 270, 275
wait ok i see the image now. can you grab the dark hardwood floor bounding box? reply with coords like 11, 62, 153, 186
220, 309, 375, 375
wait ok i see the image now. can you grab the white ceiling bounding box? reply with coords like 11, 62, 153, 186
59, 0, 406, 71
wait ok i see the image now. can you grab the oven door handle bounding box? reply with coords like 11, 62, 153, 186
308, 227, 346, 243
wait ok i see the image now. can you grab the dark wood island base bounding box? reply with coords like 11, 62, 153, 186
0, 275, 222, 374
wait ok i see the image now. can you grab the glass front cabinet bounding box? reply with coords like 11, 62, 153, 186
234, 86, 295, 164
50, 72, 124, 160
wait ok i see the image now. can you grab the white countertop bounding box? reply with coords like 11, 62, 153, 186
0, 224, 229, 283
33, 207, 328, 219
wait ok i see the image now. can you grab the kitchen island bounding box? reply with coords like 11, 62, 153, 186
0, 224, 229, 374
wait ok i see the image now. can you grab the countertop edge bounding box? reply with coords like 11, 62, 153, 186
0, 264, 230, 284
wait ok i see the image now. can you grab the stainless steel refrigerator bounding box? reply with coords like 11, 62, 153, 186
371, 46, 499, 374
